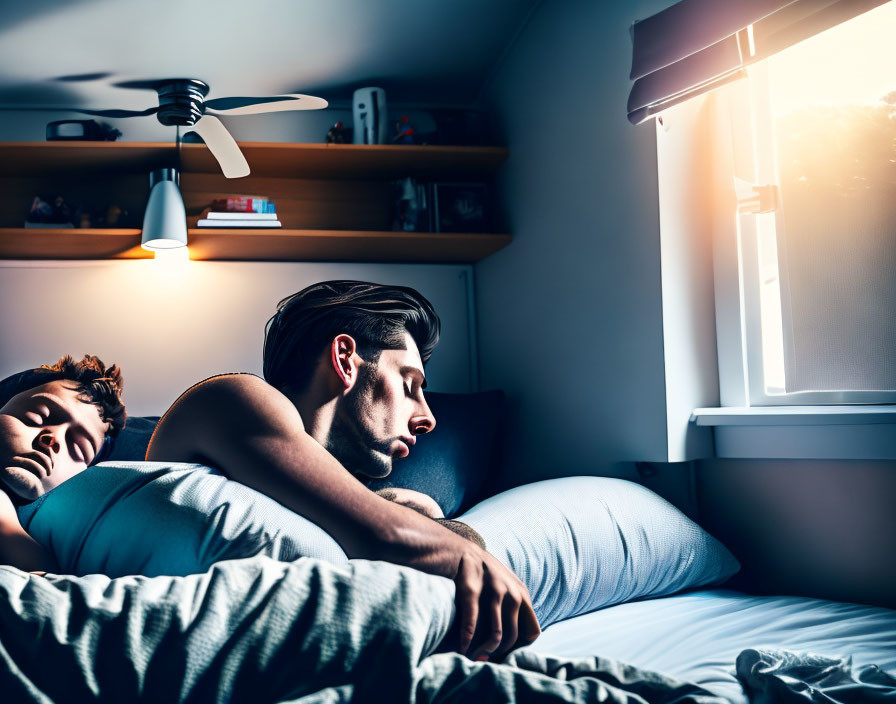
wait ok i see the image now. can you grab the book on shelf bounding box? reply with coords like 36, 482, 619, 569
197, 219, 282, 228
205, 211, 278, 220
210, 196, 276, 214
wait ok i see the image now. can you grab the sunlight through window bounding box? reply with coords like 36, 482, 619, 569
755, 2, 896, 396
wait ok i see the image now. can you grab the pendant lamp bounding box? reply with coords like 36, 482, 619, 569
141, 168, 188, 250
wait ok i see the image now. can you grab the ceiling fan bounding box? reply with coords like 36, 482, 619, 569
0, 78, 328, 178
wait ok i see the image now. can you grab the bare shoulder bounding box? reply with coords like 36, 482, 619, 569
174, 372, 269, 399
146, 373, 302, 461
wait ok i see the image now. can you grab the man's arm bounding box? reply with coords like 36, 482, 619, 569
146, 374, 539, 660
0, 490, 56, 573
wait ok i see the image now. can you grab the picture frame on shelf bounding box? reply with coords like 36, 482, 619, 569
432, 182, 488, 233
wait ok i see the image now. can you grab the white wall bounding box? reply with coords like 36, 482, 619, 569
654, 97, 718, 461
0, 261, 474, 415
475, 0, 675, 486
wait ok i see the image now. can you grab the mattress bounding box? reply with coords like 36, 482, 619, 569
527, 589, 896, 703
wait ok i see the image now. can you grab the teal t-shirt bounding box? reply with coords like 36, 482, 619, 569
17, 462, 348, 578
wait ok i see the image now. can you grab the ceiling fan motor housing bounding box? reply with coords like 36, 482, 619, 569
155, 79, 210, 126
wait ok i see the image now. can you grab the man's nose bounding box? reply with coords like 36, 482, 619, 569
410, 403, 436, 436
37, 430, 61, 454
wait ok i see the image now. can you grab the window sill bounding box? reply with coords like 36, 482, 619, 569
690, 406, 896, 460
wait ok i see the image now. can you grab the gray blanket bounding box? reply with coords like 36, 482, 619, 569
0, 556, 892, 703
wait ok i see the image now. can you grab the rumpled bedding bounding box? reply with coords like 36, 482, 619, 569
735, 648, 896, 703
2, 556, 893, 703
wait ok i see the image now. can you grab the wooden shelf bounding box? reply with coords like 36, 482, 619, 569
0, 141, 512, 262
0, 142, 175, 176
0, 228, 146, 259
0, 228, 511, 263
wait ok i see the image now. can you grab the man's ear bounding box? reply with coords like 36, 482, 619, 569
331, 334, 359, 391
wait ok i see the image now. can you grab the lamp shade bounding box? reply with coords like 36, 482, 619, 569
141, 168, 188, 250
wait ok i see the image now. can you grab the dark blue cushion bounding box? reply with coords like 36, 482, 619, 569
365, 390, 504, 517
106, 416, 160, 462
106, 391, 504, 518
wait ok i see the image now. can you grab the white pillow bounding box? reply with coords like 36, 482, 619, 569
457, 477, 740, 628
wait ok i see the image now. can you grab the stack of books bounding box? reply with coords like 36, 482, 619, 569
197, 196, 282, 228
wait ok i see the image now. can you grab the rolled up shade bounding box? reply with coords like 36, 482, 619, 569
627, 0, 890, 124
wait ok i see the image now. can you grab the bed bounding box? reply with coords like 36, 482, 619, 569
530, 590, 896, 703
2, 394, 894, 702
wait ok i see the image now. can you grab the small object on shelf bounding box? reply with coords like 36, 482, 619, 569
70, 204, 130, 228
326, 121, 349, 144
432, 182, 488, 233
25, 195, 78, 227
105, 204, 126, 226
352, 87, 388, 144
392, 177, 430, 232
210, 196, 276, 214
27, 196, 53, 222
197, 218, 282, 228
392, 115, 416, 145
46, 119, 121, 142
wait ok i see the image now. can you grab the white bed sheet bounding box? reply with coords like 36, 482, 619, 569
526, 589, 896, 703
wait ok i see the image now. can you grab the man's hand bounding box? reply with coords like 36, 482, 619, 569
454, 543, 540, 661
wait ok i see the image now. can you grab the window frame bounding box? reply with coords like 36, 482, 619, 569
714, 61, 896, 407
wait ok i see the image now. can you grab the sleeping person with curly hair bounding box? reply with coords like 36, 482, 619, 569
0, 354, 126, 572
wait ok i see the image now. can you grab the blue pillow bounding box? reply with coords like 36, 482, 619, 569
107, 416, 160, 462
365, 390, 504, 517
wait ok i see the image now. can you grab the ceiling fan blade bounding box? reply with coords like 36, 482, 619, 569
205, 93, 328, 115
191, 115, 250, 179
53, 72, 114, 83
0, 105, 158, 118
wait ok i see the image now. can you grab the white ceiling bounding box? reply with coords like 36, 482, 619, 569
0, 0, 542, 114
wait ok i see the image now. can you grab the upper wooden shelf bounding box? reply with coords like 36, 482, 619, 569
0, 141, 509, 179
0, 142, 175, 176
0, 228, 511, 263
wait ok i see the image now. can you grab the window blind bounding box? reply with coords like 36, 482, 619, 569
627, 0, 890, 124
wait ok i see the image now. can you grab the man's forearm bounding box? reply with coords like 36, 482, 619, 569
352, 501, 480, 578
218, 430, 473, 578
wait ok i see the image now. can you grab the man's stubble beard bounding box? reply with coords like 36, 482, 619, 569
325, 363, 394, 480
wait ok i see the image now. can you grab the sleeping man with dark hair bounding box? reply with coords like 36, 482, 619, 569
0, 355, 126, 572
141, 280, 539, 662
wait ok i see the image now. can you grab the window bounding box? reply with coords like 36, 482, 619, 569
715, 1, 896, 406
